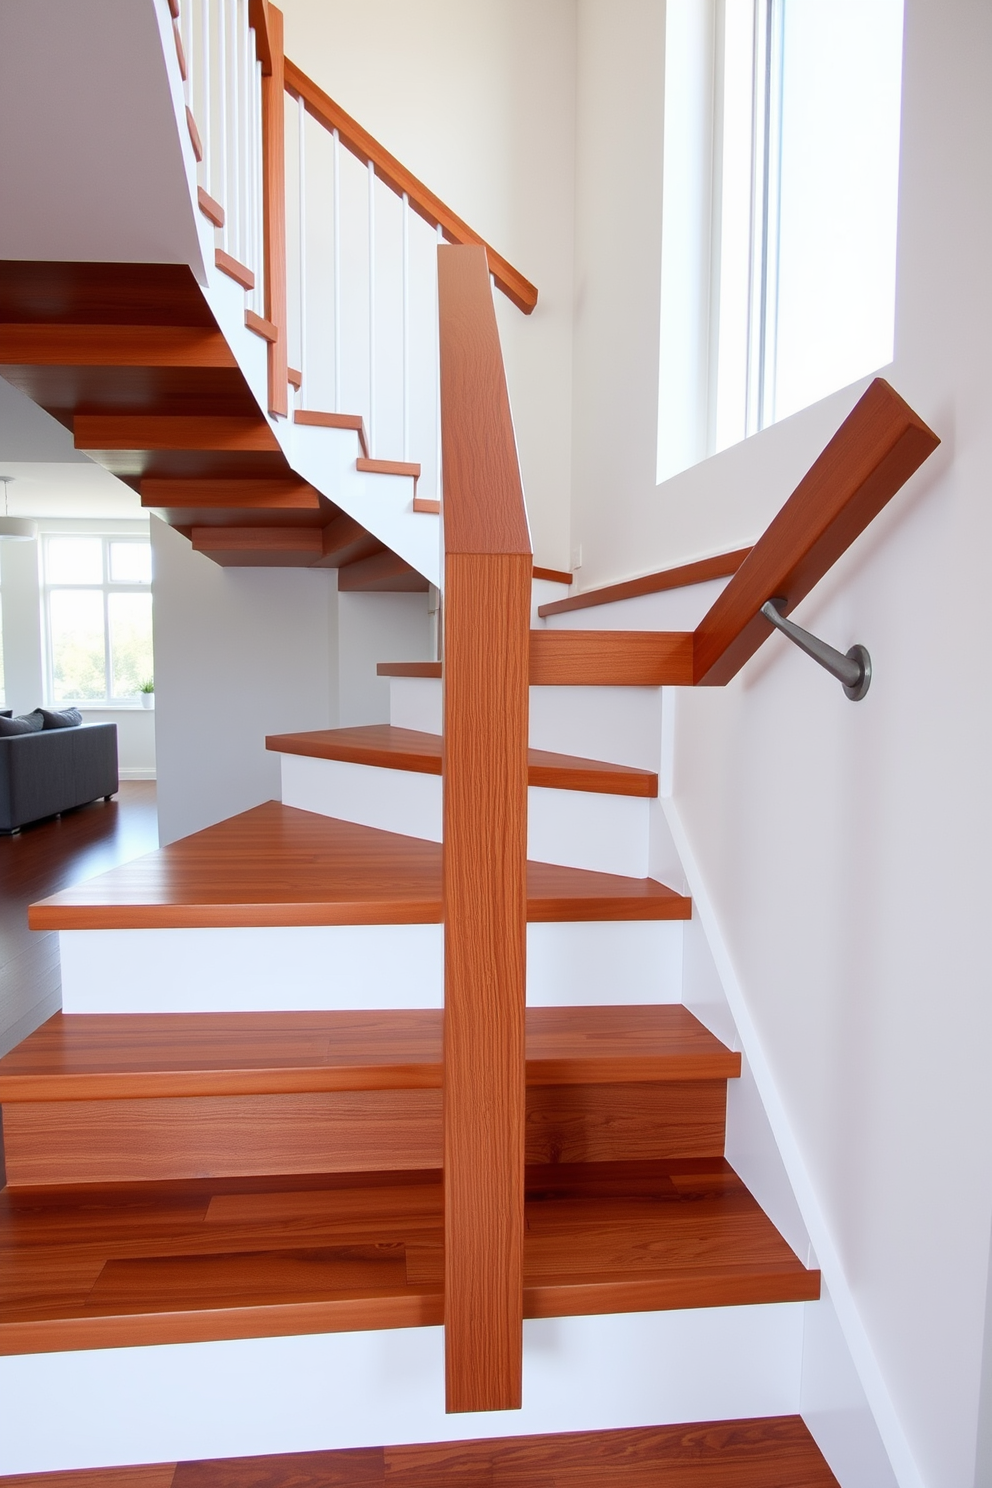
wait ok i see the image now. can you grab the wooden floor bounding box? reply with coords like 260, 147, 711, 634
29, 804, 691, 930
0, 1159, 818, 1355
0, 1417, 840, 1485
0, 784, 158, 1057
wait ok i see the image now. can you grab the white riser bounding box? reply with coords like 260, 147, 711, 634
389, 679, 663, 773
0, 1304, 802, 1475
58, 921, 683, 1014
278, 755, 652, 878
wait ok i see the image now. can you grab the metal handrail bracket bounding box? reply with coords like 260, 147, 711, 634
761, 598, 871, 701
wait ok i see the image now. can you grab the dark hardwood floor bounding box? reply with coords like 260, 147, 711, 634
0, 784, 158, 1057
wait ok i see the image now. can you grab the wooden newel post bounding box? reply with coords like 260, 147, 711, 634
438, 245, 531, 1414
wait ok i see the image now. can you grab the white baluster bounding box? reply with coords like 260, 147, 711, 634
200, 0, 211, 199
240, 0, 250, 273
402, 192, 410, 462
298, 95, 307, 396
216, 0, 228, 248
368, 159, 377, 455
333, 128, 341, 413
253, 54, 264, 314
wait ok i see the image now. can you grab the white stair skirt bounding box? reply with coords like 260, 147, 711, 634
57, 920, 683, 1014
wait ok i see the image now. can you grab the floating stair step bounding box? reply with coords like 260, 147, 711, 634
0, 1160, 819, 1356
29, 804, 690, 930
0, 1417, 841, 1486
266, 725, 659, 797
0, 1006, 739, 1101
379, 629, 694, 687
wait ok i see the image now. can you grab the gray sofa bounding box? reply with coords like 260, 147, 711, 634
0, 722, 119, 834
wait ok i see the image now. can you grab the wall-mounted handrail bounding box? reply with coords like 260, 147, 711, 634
284, 60, 538, 315
438, 245, 531, 1414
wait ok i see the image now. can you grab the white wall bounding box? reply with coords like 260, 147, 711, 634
571, 1, 992, 1484
151, 518, 337, 844
278, 0, 577, 572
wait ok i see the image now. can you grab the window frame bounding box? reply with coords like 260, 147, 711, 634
41, 533, 153, 707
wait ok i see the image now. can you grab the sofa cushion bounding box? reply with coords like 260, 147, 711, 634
36, 707, 83, 729
0, 713, 43, 736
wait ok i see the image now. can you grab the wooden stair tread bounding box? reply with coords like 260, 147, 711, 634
28, 805, 690, 930
0, 1007, 738, 1101
265, 725, 659, 797
378, 630, 695, 687
0, 1160, 818, 1355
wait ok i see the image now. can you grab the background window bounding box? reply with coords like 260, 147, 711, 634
658, 0, 905, 482
44, 536, 153, 704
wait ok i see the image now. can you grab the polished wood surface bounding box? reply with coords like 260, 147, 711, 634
74, 414, 279, 452
196, 186, 225, 227
264, 724, 658, 797
0, 262, 217, 327
315, 514, 382, 568
694, 379, 940, 685
337, 550, 429, 592
262, 4, 288, 414
356, 457, 421, 480
28, 805, 690, 930
376, 661, 442, 679
439, 246, 534, 1410
141, 476, 323, 512
185, 106, 202, 163
0, 1160, 817, 1356
288, 365, 303, 388
538, 548, 752, 618
190, 525, 324, 566
531, 631, 694, 686
214, 249, 254, 292
412, 496, 440, 514
294, 408, 369, 456
245, 309, 278, 341
532, 565, 572, 585
0, 1007, 738, 1101
0, 1416, 839, 1486
284, 63, 537, 315
0, 323, 236, 367
173, 20, 187, 81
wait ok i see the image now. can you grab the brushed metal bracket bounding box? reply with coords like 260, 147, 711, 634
761, 599, 871, 701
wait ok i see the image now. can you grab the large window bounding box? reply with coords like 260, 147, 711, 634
658, 0, 905, 482
43, 536, 153, 704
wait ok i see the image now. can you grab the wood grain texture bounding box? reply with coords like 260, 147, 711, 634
0, 261, 217, 327
0, 323, 235, 367
0, 1417, 839, 1486
27, 805, 690, 930
284, 64, 537, 315
0, 1006, 737, 1102
196, 186, 225, 227
140, 477, 322, 511
538, 548, 752, 618
245, 310, 278, 341
530, 630, 694, 686
337, 551, 429, 592
294, 408, 368, 455
264, 724, 658, 797
214, 249, 254, 291
376, 661, 442, 679
190, 526, 323, 566
314, 515, 382, 568
532, 566, 572, 585
74, 414, 279, 452
288, 365, 303, 388
694, 378, 940, 685
0, 1160, 817, 1357
262, 5, 287, 414
413, 496, 441, 514
185, 106, 202, 162
357, 457, 421, 480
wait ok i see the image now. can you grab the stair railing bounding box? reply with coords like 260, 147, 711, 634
437, 245, 532, 1414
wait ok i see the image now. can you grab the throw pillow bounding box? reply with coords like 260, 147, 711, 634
36, 707, 83, 729
0, 714, 41, 735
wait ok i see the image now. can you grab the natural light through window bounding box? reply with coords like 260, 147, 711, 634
658, 0, 905, 483
44, 536, 153, 704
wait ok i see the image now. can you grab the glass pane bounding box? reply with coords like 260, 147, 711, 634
47, 538, 103, 586
50, 590, 106, 700
0, 604, 5, 706
108, 591, 153, 698
110, 541, 151, 584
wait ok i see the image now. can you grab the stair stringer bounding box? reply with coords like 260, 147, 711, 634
659, 772, 916, 1488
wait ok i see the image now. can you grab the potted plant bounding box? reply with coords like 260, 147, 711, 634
139, 680, 154, 710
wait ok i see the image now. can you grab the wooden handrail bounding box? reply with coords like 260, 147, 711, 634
538, 548, 753, 619
284, 60, 538, 315
438, 245, 531, 1413
694, 379, 940, 685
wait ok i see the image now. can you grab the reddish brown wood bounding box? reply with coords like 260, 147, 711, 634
215, 249, 254, 291
0, 323, 236, 367
532, 566, 572, 585
196, 186, 225, 227
538, 548, 752, 618
337, 551, 429, 591
175, 1449, 381, 1487
530, 630, 695, 686
287, 365, 303, 388
185, 106, 203, 162
0, 1470, 176, 1488
141, 477, 322, 511
413, 496, 440, 514
694, 379, 940, 685
245, 309, 278, 341
74, 414, 278, 452
284, 62, 537, 315
190, 526, 324, 565
264, 724, 658, 797
313, 515, 382, 568
173, 21, 187, 81
27, 805, 689, 931
376, 661, 442, 679
262, 6, 288, 415
357, 457, 421, 480
294, 408, 369, 456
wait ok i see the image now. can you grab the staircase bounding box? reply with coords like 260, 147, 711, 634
0, 1, 942, 1482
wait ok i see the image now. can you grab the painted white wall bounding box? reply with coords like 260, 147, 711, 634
337, 590, 432, 727
278, 0, 577, 572
565, 0, 992, 1482
150, 517, 336, 844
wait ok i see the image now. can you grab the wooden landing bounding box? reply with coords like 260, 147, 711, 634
0, 1159, 819, 1356
266, 724, 659, 797
0, 1418, 841, 1486
28, 804, 690, 930
0, 1006, 739, 1101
